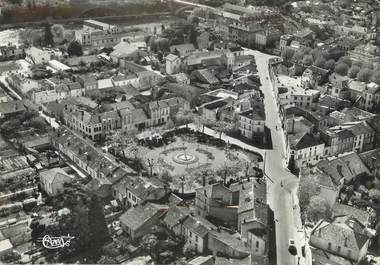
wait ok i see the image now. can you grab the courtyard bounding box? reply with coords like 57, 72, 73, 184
140, 134, 261, 193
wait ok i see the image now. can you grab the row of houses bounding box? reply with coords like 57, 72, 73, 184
61, 96, 190, 140
6, 62, 163, 105
118, 179, 272, 263
51, 128, 167, 207
299, 150, 379, 262
331, 73, 380, 112
212, 3, 283, 49
164, 45, 267, 144
285, 105, 379, 169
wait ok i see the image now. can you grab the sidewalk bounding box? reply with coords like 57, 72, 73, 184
291, 183, 312, 265
185, 123, 266, 157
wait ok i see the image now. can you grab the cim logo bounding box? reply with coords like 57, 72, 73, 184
39, 235, 75, 249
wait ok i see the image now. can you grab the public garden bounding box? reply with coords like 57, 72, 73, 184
137, 130, 262, 193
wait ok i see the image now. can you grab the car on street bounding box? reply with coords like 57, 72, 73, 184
288, 239, 297, 256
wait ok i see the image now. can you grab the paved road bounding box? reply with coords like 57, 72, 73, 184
186, 48, 307, 265
244, 48, 307, 265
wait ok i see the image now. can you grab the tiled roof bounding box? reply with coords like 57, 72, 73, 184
147, 97, 188, 111
233, 179, 268, 225
123, 61, 146, 74
170, 43, 195, 56
162, 206, 190, 228
119, 203, 166, 231
341, 107, 376, 121
289, 132, 322, 150
311, 218, 369, 252
165, 54, 179, 62
0, 100, 25, 114
193, 69, 219, 85
40, 168, 72, 186
311, 248, 348, 265
331, 203, 370, 226
77, 74, 97, 84
202, 97, 234, 111
359, 148, 380, 171
300, 167, 337, 190
317, 152, 370, 184
112, 74, 137, 82
169, 73, 189, 83
319, 95, 351, 109
335, 129, 355, 140
239, 103, 266, 121
106, 100, 135, 111
195, 183, 232, 199
85, 177, 112, 193
183, 215, 217, 238
209, 230, 250, 255
347, 122, 375, 136
306, 65, 329, 76
53, 129, 135, 178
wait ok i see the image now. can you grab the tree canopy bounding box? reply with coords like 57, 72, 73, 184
281, 47, 295, 62
348, 65, 360, 79
357, 68, 373, 83
306, 196, 331, 222
334, 63, 349, 76
302, 55, 314, 66
43, 23, 54, 47
88, 194, 110, 255
67, 41, 83, 57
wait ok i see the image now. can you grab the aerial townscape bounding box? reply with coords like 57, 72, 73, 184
0, 0, 379, 264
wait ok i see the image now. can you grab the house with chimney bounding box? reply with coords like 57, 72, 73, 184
119, 203, 168, 240
194, 179, 272, 262
316, 152, 371, 187
162, 205, 252, 259
287, 132, 325, 169
63, 103, 122, 141
143, 97, 190, 127
310, 217, 372, 262
238, 101, 266, 144
327, 121, 375, 153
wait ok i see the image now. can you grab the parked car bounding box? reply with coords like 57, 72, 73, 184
288, 239, 297, 256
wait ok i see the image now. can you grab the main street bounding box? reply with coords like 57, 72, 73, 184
244, 49, 306, 265
187, 48, 308, 265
